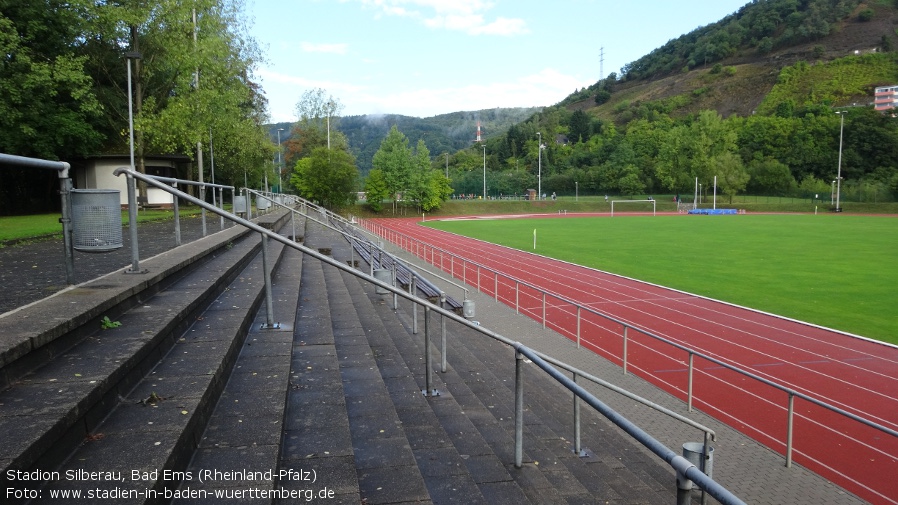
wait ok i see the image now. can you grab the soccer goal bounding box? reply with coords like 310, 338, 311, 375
610, 199, 656, 217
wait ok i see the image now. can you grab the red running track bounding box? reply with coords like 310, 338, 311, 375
365, 215, 898, 505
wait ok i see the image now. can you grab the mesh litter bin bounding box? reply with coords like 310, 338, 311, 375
233, 195, 247, 214
71, 189, 123, 252
463, 299, 476, 319
682, 442, 713, 477
373, 269, 391, 294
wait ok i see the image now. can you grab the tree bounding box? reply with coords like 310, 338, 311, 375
372, 125, 413, 208
714, 152, 750, 203
747, 157, 795, 195
293, 88, 344, 150
0, 4, 103, 159
290, 146, 358, 208
420, 170, 453, 212
618, 165, 646, 196
363, 169, 389, 212
568, 110, 592, 143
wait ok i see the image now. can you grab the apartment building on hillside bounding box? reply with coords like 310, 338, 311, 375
874, 84, 898, 111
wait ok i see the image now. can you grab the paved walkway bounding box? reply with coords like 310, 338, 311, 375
376, 238, 869, 505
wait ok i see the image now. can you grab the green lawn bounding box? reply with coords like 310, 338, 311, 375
0, 208, 207, 243
425, 214, 898, 344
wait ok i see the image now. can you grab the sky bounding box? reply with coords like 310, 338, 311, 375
248, 0, 751, 122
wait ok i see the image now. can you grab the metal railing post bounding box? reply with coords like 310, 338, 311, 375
260, 233, 278, 329
542, 292, 547, 329
786, 392, 795, 468
125, 173, 143, 274
218, 188, 224, 230
440, 292, 447, 373
172, 183, 182, 246
515, 282, 519, 314
622, 325, 629, 375
422, 305, 439, 397
58, 175, 75, 285
688, 352, 695, 412
515, 350, 525, 468
411, 273, 418, 334
350, 237, 355, 269
576, 306, 581, 348
495, 272, 499, 301
392, 261, 398, 310
573, 373, 582, 455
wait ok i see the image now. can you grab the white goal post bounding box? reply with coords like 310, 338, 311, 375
610, 199, 656, 217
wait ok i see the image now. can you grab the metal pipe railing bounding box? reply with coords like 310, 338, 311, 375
114, 167, 745, 504
0, 153, 75, 284
254, 189, 470, 305
516, 346, 745, 505
362, 219, 898, 469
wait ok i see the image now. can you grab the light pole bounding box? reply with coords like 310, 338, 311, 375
831, 180, 836, 205
482, 145, 487, 200
537, 132, 542, 200
124, 51, 142, 275
835, 110, 845, 211
276, 127, 285, 192
575, 181, 578, 201
326, 100, 333, 150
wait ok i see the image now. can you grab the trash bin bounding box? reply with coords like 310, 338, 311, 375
373, 268, 391, 294
463, 299, 476, 319
257, 196, 271, 211
233, 195, 247, 214
682, 442, 713, 477
71, 189, 123, 252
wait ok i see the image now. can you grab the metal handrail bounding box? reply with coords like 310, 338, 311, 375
116, 167, 744, 505
0, 153, 75, 284
362, 219, 898, 469
248, 189, 470, 303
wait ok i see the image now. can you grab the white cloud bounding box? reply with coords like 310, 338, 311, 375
300, 42, 349, 54
352, 0, 528, 35
352, 68, 588, 117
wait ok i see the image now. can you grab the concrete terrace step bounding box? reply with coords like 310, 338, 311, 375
0, 211, 292, 503
310, 220, 674, 504
171, 233, 306, 502
354, 275, 675, 505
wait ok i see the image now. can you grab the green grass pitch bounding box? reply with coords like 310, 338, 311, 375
424, 214, 898, 345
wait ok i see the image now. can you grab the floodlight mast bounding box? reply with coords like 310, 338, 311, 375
835, 110, 845, 212
537, 132, 542, 200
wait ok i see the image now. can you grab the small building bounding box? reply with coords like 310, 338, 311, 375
874, 85, 898, 112
74, 154, 191, 208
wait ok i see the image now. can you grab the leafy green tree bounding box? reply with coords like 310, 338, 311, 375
568, 110, 592, 143
594, 90, 611, 105
290, 146, 358, 208
420, 170, 453, 212
372, 125, 413, 206
714, 152, 750, 203
747, 157, 795, 195
0, 1, 102, 159
655, 125, 694, 192
363, 168, 389, 212
618, 165, 646, 196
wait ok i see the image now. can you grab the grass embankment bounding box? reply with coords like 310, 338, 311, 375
0, 208, 206, 244
425, 214, 898, 344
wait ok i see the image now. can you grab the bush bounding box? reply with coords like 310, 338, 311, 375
858, 8, 874, 22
